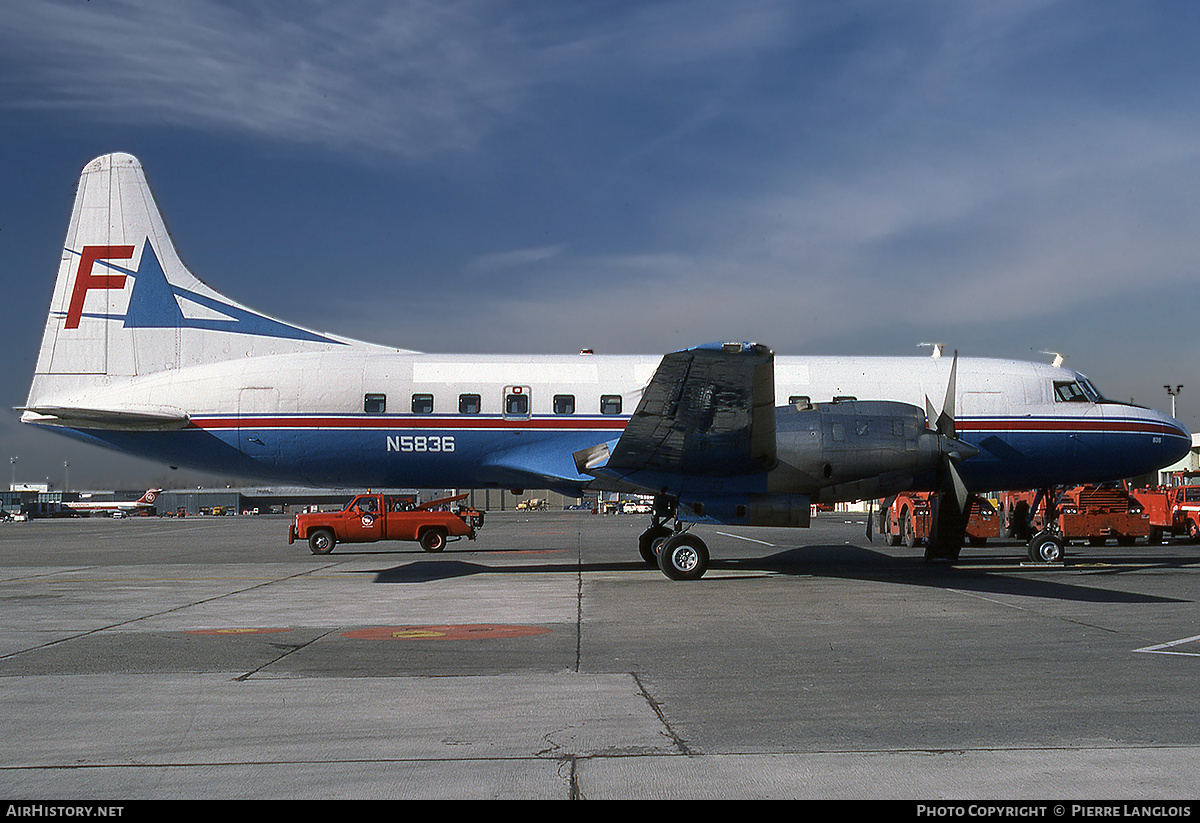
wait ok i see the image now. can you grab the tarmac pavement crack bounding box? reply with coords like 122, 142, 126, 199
0, 561, 348, 662
630, 671, 693, 755
946, 586, 1122, 634
233, 627, 341, 681
575, 521, 583, 673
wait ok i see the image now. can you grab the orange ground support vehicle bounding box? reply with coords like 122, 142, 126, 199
880, 492, 1001, 548
1000, 484, 1152, 545
289, 493, 484, 555
1129, 483, 1200, 543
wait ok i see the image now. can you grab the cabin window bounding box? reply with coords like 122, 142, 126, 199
601, 395, 622, 415
459, 394, 481, 414
411, 394, 434, 414
789, 395, 812, 410
506, 392, 529, 416
364, 394, 386, 414
554, 394, 575, 415
1053, 381, 1089, 403
833, 395, 856, 403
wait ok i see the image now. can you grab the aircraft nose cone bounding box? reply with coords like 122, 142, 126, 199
1159, 412, 1193, 465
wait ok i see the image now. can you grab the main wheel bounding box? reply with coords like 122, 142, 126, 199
638, 525, 672, 567
308, 528, 335, 555
657, 533, 709, 580
420, 528, 448, 552
1027, 531, 1065, 563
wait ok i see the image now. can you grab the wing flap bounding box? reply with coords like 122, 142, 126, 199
589, 342, 776, 478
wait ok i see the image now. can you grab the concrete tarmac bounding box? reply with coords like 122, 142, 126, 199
1, 510, 1198, 800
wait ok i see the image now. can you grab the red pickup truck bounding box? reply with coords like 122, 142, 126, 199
290, 493, 484, 555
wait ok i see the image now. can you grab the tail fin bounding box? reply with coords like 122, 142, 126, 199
139, 489, 162, 505
26, 153, 388, 412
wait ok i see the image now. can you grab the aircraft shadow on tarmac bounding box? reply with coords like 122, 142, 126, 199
347, 544, 1192, 604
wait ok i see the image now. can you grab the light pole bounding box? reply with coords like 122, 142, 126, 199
9, 457, 15, 492
63, 461, 69, 493
1165, 385, 1183, 418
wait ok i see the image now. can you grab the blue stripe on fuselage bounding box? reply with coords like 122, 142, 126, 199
44, 410, 1189, 496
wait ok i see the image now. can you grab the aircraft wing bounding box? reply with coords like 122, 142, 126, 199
576, 342, 776, 484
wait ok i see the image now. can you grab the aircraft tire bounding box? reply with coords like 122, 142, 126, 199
638, 525, 672, 566
308, 529, 335, 555
658, 534, 709, 581
1027, 531, 1064, 563
420, 528, 448, 552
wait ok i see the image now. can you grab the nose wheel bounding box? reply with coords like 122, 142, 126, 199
1027, 530, 1065, 563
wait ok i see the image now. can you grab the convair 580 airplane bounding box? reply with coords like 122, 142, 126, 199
21, 154, 1191, 578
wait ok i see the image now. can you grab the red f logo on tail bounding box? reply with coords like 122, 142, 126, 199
65, 245, 135, 329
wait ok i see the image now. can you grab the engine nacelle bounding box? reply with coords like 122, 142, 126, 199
768, 400, 945, 502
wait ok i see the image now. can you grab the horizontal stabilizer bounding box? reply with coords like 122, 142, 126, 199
19, 405, 190, 431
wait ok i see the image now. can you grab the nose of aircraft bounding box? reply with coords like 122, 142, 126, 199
1140, 406, 1193, 473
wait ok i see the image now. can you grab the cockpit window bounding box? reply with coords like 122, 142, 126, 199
1053, 381, 1091, 403
1077, 376, 1105, 402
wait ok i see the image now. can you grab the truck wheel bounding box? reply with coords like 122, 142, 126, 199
1189, 520, 1200, 544
885, 511, 901, 547
902, 508, 920, 548
420, 528, 448, 552
308, 529, 335, 555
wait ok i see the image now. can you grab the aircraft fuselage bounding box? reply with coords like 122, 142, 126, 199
36, 350, 1189, 497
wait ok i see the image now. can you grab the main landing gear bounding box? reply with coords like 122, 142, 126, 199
637, 496, 711, 581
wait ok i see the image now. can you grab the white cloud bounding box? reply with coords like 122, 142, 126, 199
1, 1, 528, 159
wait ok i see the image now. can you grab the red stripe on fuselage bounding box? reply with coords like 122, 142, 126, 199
188, 416, 630, 431
959, 418, 1183, 436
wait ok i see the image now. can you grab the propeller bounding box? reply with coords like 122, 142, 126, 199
923, 352, 981, 560
924, 352, 979, 508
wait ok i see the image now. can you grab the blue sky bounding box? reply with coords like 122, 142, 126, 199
1, 0, 1198, 490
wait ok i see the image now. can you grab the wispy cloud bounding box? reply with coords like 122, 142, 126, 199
1, 1, 530, 159
465, 245, 567, 273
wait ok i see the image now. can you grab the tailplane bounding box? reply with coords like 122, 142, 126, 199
25, 153, 394, 416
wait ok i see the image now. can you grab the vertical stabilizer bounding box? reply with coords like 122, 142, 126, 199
26, 153, 385, 411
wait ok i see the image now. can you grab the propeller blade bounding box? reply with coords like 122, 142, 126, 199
866, 498, 874, 542
937, 351, 958, 439
947, 460, 969, 512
